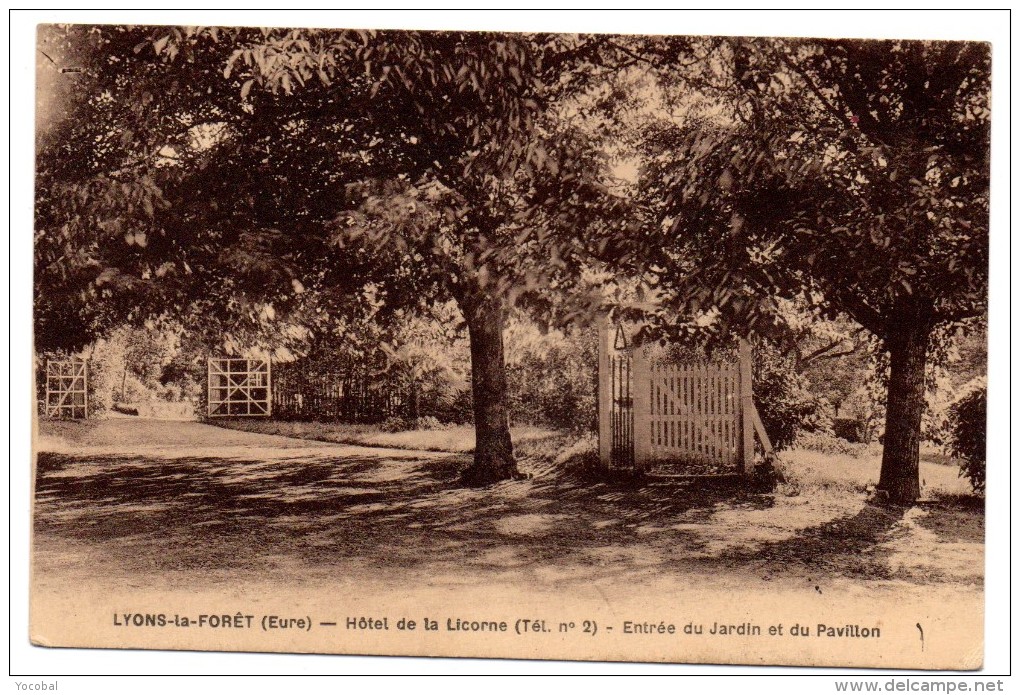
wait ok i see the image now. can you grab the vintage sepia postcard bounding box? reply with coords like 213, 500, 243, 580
30, 18, 991, 671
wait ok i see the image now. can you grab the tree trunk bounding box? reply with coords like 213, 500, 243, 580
877, 317, 933, 505
459, 294, 519, 486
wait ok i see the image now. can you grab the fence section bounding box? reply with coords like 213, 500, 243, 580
270, 361, 403, 423
207, 358, 271, 417
45, 358, 88, 419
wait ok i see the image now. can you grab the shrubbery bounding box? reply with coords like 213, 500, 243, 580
91, 325, 198, 413
378, 416, 410, 432
411, 415, 449, 431
415, 384, 474, 424
752, 340, 827, 451
505, 324, 597, 433
793, 430, 870, 458
949, 386, 986, 493
379, 415, 450, 432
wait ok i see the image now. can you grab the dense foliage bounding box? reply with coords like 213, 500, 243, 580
949, 386, 986, 493
752, 340, 825, 452
505, 322, 598, 433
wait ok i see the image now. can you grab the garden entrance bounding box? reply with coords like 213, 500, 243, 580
598, 322, 772, 476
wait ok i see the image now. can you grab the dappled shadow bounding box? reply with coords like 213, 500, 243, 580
719, 503, 910, 581
35, 450, 461, 551
37, 430, 981, 594
34, 448, 779, 586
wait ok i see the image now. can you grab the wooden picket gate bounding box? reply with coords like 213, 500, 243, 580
44, 358, 88, 419
207, 358, 271, 417
598, 321, 771, 476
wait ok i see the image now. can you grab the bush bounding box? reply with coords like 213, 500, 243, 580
793, 430, 870, 458
505, 325, 597, 433
376, 415, 450, 432
412, 415, 448, 431
419, 385, 474, 424
379, 416, 411, 433
117, 373, 150, 404
836, 383, 885, 444
159, 382, 183, 403
949, 386, 986, 493
753, 340, 825, 451
832, 415, 880, 444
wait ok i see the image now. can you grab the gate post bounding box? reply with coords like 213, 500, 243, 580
632, 343, 651, 471
265, 358, 273, 418
739, 338, 755, 475
206, 358, 214, 418
597, 315, 612, 469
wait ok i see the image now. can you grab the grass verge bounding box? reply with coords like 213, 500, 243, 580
208, 418, 560, 454
776, 444, 975, 499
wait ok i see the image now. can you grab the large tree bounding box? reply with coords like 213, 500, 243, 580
631, 37, 989, 503
253, 30, 642, 483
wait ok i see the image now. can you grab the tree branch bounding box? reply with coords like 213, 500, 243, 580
800, 336, 854, 365
603, 40, 660, 68
934, 304, 986, 324
769, 43, 893, 150
829, 288, 885, 336
814, 348, 860, 361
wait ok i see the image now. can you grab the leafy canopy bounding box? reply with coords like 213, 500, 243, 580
633, 37, 989, 340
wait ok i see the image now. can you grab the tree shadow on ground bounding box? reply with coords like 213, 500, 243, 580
718, 503, 910, 582
32, 449, 941, 589
913, 496, 985, 543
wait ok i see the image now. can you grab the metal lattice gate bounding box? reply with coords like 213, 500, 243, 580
608, 334, 634, 469
207, 358, 271, 417
45, 358, 88, 419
